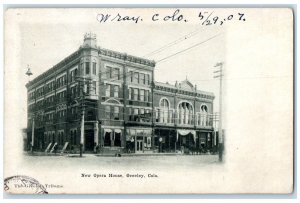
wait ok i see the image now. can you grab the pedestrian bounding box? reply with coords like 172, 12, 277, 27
54, 144, 58, 155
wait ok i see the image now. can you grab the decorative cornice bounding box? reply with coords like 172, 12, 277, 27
154, 83, 215, 100
26, 49, 82, 89
26, 46, 156, 90
99, 48, 155, 67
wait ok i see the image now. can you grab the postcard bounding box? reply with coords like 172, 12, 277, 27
4, 8, 293, 194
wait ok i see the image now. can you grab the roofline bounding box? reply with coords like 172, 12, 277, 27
26, 46, 156, 89
154, 81, 215, 98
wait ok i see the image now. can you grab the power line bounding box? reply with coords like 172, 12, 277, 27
156, 33, 223, 64
143, 27, 204, 58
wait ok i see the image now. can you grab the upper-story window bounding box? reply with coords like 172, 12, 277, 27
114, 85, 119, 98
201, 105, 208, 113
159, 98, 170, 123
178, 102, 194, 125
140, 73, 145, 84
200, 104, 209, 126
106, 66, 112, 79
145, 74, 150, 85
56, 75, 66, 88
70, 68, 78, 82
145, 90, 149, 102
113, 68, 120, 80
133, 72, 139, 83
92, 62, 96, 75
113, 106, 120, 120
129, 88, 132, 100
105, 105, 111, 119
140, 89, 145, 101
85, 62, 90, 74
93, 81, 97, 95
130, 71, 133, 82
105, 84, 111, 97
133, 88, 138, 100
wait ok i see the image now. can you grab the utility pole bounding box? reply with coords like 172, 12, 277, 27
77, 77, 94, 157
80, 95, 84, 157
77, 77, 87, 157
213, 62, 223, 162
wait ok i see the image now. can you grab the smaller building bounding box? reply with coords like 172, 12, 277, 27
153, 80, 217, 153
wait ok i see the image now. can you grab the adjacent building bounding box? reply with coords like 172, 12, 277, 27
26, 33, 218, 154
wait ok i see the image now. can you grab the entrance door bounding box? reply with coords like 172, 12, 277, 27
85, 130, 94, 151
136, 140, 143, 152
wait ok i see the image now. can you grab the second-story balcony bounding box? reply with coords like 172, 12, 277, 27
154, 110, 215, 129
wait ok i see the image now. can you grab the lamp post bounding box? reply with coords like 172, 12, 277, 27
213, 62, 224, 162
26, 65, 34, 153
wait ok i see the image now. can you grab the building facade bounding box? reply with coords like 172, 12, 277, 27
26, 33, 218, 154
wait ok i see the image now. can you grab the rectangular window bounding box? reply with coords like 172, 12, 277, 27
85, 62, 90, 74
93, 81, 97, 94
113, 68, 120, 80
106, 66, 112, 79
134, 72, 139, 83
140, 108, 145, 115
93, 62, 96, 75
140, 73, 145, 84
129, 88, 132, 100
114, 106, 119, 120
140, 89, 145, 101
145, 90, 149, 102
114, 85, 119, 98
105, 105, 111, 119
133, 108, 139, 115
80, 63, 83, 75
105, 84, 111, 97
146, 74, 150, 85
70, 71, 74, 82
130, 71, 133, 82
133, 88, 138, 100
128, 108, 132, 121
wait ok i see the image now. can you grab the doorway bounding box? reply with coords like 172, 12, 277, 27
85, 130, 94, 151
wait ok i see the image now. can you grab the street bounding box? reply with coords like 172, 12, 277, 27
21, 154, 220, 171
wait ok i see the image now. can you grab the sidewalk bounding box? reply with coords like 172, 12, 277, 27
25, 151, 218, 157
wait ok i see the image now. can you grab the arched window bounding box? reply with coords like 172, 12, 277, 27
201, 105, 208, 126
178, 102, 194, 124
159, 98, 170, 123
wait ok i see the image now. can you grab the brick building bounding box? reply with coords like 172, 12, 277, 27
26, 33, 217, 154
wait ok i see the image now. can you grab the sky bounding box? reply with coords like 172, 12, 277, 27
17, 9, 225, 128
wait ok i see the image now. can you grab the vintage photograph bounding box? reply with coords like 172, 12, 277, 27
4, 8, 293, 194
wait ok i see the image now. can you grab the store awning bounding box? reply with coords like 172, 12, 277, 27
115, 129, 122, 134
177, 129, 196, 136
177, 129, 196, 142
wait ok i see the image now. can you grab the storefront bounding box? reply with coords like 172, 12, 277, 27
126, 128, 152, 153
176, 129, 196, 153
154, 128, 177, 153
102, 128, 124, 148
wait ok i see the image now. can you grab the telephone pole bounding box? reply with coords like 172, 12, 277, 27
77, 77, 87, 157
76, 76, 94, 157
213, 62, 223, 162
